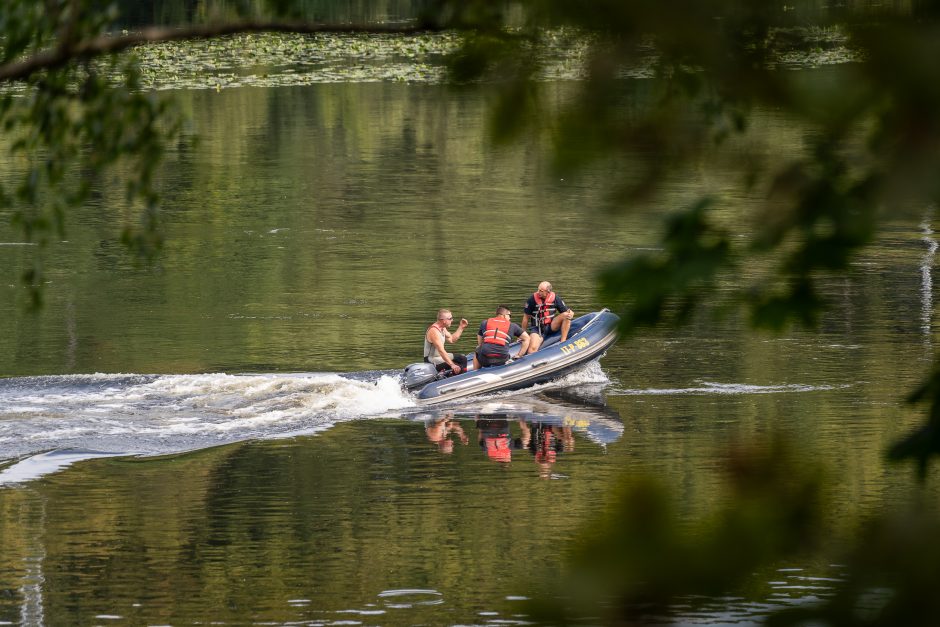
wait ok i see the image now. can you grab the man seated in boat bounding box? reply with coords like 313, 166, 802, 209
424, 308, 469, 375
521, 281, 574, 354
473, 305, 530, 369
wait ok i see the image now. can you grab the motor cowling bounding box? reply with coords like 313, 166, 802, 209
403, 362, 439, 390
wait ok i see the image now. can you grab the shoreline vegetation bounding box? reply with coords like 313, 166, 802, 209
2, 26, 858, 95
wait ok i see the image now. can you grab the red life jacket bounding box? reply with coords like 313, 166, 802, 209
485, 436, 511, 462
533, 291, 557, 325
482, 317, 512, 345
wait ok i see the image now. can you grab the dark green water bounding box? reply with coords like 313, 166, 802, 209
1, 80, 938, 624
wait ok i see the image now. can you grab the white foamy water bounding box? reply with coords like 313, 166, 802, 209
0, 371, 415, 472
921, 208, 937, 347
433, 360, 612, 408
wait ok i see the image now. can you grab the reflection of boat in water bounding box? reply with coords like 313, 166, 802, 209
415, 388, 624, 446
403, 310, 619, 405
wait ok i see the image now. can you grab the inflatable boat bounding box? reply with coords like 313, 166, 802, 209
403, 310, 619, 405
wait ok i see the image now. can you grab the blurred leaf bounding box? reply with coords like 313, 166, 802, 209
527, 437, 826, 624
766, 508, 940, 626
599, 198, 733, 331
888, 366, 940, 479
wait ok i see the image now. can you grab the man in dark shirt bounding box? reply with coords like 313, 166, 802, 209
473, 305, 531, 369
521, 281, 574, 354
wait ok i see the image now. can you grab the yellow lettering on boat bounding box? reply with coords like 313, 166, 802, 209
559, 338, 591, 355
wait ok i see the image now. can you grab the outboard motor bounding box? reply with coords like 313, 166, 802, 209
403, 362, 439, 390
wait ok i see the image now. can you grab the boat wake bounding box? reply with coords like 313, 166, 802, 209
0, 371, 414, 478
0, 361, 620, 484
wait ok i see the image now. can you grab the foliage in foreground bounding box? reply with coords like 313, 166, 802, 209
1, 0, 187, 307
0, 0, 424, 306
437, 4, 940, 617
529, 438, 940, 626
437, 0, 940, 473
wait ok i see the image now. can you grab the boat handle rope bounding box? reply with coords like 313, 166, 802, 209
573, 308, 608, 336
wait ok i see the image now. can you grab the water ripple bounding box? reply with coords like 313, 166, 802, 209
609, 381, 852, 396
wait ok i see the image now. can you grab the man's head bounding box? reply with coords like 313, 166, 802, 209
495, 305, 512, 318
537, 281, 552, 297
438, 309, 454, 326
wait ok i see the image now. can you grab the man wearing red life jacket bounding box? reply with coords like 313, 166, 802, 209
472, 305, 531, 369
521, 281, 574, 354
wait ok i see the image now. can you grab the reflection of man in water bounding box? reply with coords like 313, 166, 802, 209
476, 418, 523, 463
425, 416, 468, 454
520, 422, 573, 478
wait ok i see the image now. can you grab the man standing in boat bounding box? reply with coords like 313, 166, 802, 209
521, 281, 574, 354
424, 308, 469, 375
473, 305, 530, 369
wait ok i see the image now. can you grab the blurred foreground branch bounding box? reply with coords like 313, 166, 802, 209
441, 0, 940, 472
526, 437, 940, 626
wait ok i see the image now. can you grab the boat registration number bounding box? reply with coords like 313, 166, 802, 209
559, 337, 590, 355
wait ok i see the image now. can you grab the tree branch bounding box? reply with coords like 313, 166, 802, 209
0, 21, 439, 83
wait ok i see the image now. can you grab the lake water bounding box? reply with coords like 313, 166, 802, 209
1, 73, 938, 624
